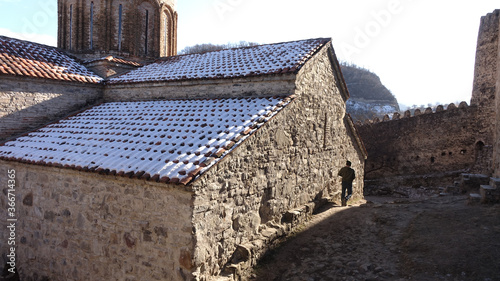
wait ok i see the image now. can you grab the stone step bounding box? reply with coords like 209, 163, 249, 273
460, 173, 490, 193
480, 184, 496, 191
480, 184, 500, 204
490, 177, 500, 189
468, 193, 482, 205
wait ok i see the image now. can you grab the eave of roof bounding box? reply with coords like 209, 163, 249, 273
0, 35, 103, 84
346, 113, 368, 159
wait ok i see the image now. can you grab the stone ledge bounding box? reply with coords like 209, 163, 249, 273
480, 184, 500, 203
468, 193, 482, 205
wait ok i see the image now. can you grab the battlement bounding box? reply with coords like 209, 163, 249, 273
354, 8, 499, 192
357, 101, 470, 126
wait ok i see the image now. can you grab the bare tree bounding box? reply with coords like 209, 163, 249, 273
179, 41, 260, 55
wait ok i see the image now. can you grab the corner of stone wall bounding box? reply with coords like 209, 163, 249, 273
216, 199, 329, 281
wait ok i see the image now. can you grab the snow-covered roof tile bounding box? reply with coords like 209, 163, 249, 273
0, 96, 294, 185
0, 35, 103, 83
107, 38, 330, 84
84, 55, 143, 67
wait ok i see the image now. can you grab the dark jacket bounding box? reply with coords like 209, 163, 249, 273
338, 166, 355, 182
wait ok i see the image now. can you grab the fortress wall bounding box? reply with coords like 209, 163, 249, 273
472, 10, 500, 178
357, 103, 493, 188
471, 10, 499, 109
487, 10, 500, 178
358, 9, 500, 188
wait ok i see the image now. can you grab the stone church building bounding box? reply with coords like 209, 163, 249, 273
0, 1, 367, 280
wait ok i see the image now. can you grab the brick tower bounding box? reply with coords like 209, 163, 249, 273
57, 0, 177, 61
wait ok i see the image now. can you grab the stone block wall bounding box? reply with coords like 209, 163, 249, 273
357, 103, 493, 189
471, 10, 499, 109
471, 10, 500, 178
488, 10, 500, 178
0, 161, 195, 281
189, 44, 366, 279
104, 75, 297, 101
0, 77, 102, 142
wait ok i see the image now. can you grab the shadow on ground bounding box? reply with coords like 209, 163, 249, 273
250, 196, 500, 281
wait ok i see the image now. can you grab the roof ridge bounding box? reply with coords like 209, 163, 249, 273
109, 37, 332, 84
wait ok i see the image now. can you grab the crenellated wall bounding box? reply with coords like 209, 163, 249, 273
357, 102, 470, 125
357, 101, 493, 189
357, 9, 500, 190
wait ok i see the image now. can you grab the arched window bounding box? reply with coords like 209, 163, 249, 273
144, 9, 149, 55
162, 7, 176, 57
163, 14, 168, 56
118, 4, 123, 51
138, 2, 154, 56
90, 2, 94, 49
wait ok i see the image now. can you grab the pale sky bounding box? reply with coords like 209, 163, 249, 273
0, 0, 498, 107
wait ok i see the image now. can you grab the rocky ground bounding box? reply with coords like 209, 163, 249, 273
249, 195, 500, 281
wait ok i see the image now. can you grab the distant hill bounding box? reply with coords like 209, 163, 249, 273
340, 63, 400, 122
178, 45, 398, 122
179, 41, 259, 55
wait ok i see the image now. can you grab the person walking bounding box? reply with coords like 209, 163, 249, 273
338, 160, 355, 206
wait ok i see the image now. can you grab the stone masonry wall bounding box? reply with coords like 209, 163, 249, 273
103, 75, 297, 102
471, 10, 500, 178
471, 10, 499, 109
189, 44, 366, 279
357, 103, 493, 189
485, 10, 500, 178
0, 77, 102, 142
0, 161, 195, 281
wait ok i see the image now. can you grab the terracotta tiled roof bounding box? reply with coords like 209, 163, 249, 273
0, 96, 294, 185
85, 55, 143, 67
108, 38, 330, 84
0, 35, 103, 83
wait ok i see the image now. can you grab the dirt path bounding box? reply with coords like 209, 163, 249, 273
250, 195, 500, 281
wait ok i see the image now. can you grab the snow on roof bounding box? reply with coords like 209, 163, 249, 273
0, 35, 103, 83
108, 38, 330, 84
0, 96, 294, 185
84, 55, 143, 67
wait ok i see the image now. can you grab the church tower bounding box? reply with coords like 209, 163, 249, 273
57, 0, 177, 61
